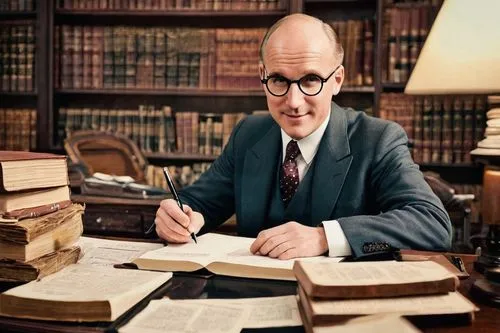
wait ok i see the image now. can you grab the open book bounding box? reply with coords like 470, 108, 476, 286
293, 260, 459, 299
131, 233, 337, 281
0, 264, 172, 322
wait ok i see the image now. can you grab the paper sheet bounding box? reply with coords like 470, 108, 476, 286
3, 264, 171, 301
119, 299, 248, 333
312, 315, 421, 333
176, 295, 302, 328
77, 236, 163, 267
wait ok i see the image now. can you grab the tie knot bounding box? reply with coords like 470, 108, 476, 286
285, 140, 300, 161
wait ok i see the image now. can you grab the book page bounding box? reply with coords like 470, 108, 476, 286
313, 315, 421, 333
119, 299, 248, 333
174, 295, 302, 328
138, 233, 339, 269
77, 237, 163, 267
310, 291, 478, 316
300, 261, 455, 286
2, 264, 171, 302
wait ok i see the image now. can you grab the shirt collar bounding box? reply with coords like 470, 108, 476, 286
281, 110, 331, 164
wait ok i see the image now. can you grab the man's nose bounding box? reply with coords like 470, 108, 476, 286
286, 83, 305, 109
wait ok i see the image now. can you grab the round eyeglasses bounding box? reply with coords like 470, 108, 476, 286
260, 65, 341, 97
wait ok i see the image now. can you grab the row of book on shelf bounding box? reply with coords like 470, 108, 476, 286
54, 26, 265, 90
0, 108, 37, 151
0, 24, 36, 92
56, 0, 287, 11
379, 93, 487, 165
60, 106, 249, 155
53, 17, 378, 91
0, 0, 35, 11
382, 0, 442, 83
145, 162, 212, 189
330, 19, 374, 87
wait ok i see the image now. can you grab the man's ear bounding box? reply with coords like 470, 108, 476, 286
258, 62, 265, 79
333, 65, 345, 95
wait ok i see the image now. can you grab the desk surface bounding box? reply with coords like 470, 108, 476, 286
0, 255, 498, 333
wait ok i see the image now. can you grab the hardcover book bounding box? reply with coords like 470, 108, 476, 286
293, 260, 458, 299
0, 151, 68, 192
0, 204, 84, 261
0, 264, 172, 322
0, 246, 80, 282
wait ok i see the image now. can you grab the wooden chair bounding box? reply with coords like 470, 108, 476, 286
423, 171, 475, 252
64, 130, 147, 183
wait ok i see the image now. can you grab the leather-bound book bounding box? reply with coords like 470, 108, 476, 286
0, 151, 68, 193
293, 260, 458, 299
0, 246, 80, 282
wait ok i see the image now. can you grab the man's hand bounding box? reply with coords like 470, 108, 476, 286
250, 222, 329, 260
155, 199, 205, 243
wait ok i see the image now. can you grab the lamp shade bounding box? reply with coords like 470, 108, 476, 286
405, 0, 500, 95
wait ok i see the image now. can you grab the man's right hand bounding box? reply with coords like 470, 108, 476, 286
155, 199, 205, 243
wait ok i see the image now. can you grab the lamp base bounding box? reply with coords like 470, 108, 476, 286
470, 267, 500, 307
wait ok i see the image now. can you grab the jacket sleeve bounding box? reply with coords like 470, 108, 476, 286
338, 122, 453, 257
177, 117, 245, 233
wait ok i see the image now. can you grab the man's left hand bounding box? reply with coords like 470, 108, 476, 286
249, 222, 329, 260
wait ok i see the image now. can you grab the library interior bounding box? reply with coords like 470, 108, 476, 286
0, 1, 499, 332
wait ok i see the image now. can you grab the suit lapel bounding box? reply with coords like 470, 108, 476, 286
311, 103, 353, 224
240, 122, 281, 235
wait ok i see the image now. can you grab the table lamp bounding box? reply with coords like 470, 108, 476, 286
404, 0, 500, 306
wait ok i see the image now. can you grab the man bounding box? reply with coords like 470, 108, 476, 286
154, 14, 452, 259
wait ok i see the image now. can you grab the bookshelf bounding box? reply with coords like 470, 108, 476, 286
0, 0, 487, 189
0, 1, 39, 152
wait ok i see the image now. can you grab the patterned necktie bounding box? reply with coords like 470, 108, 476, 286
280, 140, 301, 206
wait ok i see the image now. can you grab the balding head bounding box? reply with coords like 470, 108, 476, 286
259, 14, 344, 66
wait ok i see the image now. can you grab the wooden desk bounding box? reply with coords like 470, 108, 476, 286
71, 194, 161, 238
0, 256, 497, 333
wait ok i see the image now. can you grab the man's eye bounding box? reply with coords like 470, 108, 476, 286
270, 76, 288, 84
302, 75, 321, 83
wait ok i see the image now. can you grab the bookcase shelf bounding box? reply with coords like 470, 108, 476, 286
419, 163, 482, 169
305, 0, 372, 3
381, 82, 406, 90
0, 91, 37, 96
0, 11, 36, 19
9, 0, 481, 191
341, 86, 375, 93
144, 152, 218, 162
54, 9, 287, 17
55, 89, 266, 97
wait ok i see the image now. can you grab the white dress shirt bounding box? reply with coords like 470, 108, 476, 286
280, 112, 352, 257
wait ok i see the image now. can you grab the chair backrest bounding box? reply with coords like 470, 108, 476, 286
64, 130, 147, 183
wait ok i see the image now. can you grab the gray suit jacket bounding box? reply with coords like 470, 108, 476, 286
179, 103, 452, 257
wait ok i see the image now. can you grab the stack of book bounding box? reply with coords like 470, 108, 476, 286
472, 95, 500, 156
293, 260, 478, 332
0, 151, 84, 282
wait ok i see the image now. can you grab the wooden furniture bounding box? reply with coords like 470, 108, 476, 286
424, 172, 475, 252
0, 1, 484, 209
64, 130, 148, 183
0, 253, 498, 333
71, 194, 160, 238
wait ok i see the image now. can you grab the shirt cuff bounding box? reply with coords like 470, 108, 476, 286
321, 220, 352, 257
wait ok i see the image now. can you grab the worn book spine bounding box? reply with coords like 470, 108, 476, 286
1, 200, 72, 220
0, 246, 81, 282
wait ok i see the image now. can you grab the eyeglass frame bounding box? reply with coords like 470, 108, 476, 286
260, 64, 342, 97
